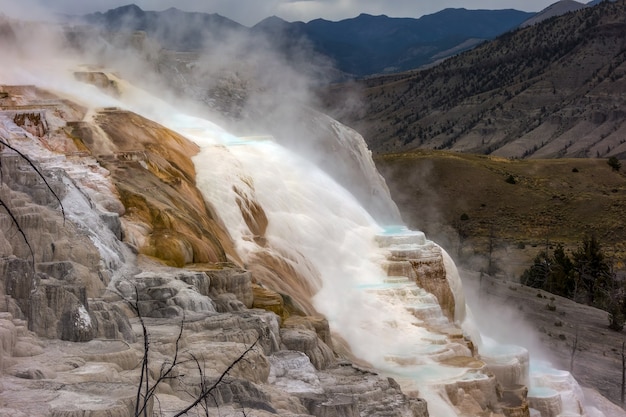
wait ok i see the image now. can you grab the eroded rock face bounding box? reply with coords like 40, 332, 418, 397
89, 301, 136, 342
252, 283, 287, 319
385, 240, 457, 322
0, 155, 111, 342
280, 327, 335, 371
0, 82, 434, 417
281, 316, 335, 370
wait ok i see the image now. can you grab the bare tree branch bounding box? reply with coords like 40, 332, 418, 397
114, 283, 260, 417
171, 338, 260, 417
0, 137, 65, 221
124, 285, 186, 417
0, 197, 34, 265
127, 288, 150, 417
188, 352, 211, 417
0, 134, 67, 266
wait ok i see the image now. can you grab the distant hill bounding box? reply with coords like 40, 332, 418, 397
82, 4, 247, 50
80, 4, 534, 78
520, 0, 588, 27
588, 0, 618, 5
318, 0, 626, 158
253, 9, 535, 77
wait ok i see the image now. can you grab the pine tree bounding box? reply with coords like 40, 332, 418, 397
551, 244, 575, 297
572, 235, 611, 307
608, 156, 622, 172
521, 250, 551, 289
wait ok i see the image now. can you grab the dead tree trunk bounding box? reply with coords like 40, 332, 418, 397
621, 342, 626, 406
570, 326, 579, 373
0, 137, 65, 265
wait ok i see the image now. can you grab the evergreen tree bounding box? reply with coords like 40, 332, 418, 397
521, 244, 575, 297
521, 236, 626, 331
608, 156, 622, 172
572, 235, 611, 307
521, 250, 551, 289
550, 244, 575, 297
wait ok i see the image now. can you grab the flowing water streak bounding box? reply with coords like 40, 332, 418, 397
157, 114, 474, 416
161, 108, 599, 417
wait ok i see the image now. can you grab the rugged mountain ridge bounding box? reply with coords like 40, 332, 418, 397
319, 0, 626, 158
253, 9, 534, 77
80, 4, 534, 78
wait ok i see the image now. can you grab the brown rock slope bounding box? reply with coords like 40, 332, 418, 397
67, 109, 239, 267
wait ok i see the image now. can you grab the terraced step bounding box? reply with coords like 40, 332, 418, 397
375, 226, 427, 248
383, 275, 411, 284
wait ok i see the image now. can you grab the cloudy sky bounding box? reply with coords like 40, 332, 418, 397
3, 0, 570, 26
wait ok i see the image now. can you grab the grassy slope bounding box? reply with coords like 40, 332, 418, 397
375, 150, 626, 276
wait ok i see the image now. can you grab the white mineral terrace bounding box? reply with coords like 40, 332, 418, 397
108, 83, 606, 416
3, 66, 605, 416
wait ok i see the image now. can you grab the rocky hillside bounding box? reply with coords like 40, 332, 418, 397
520, 0, 588, 27
319, 0, 626, 158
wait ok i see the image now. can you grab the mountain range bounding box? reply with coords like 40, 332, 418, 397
319, 0, 626, 158
253, 9, 534, 77
78, 3, 583, 78
82, 4, 246, 50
